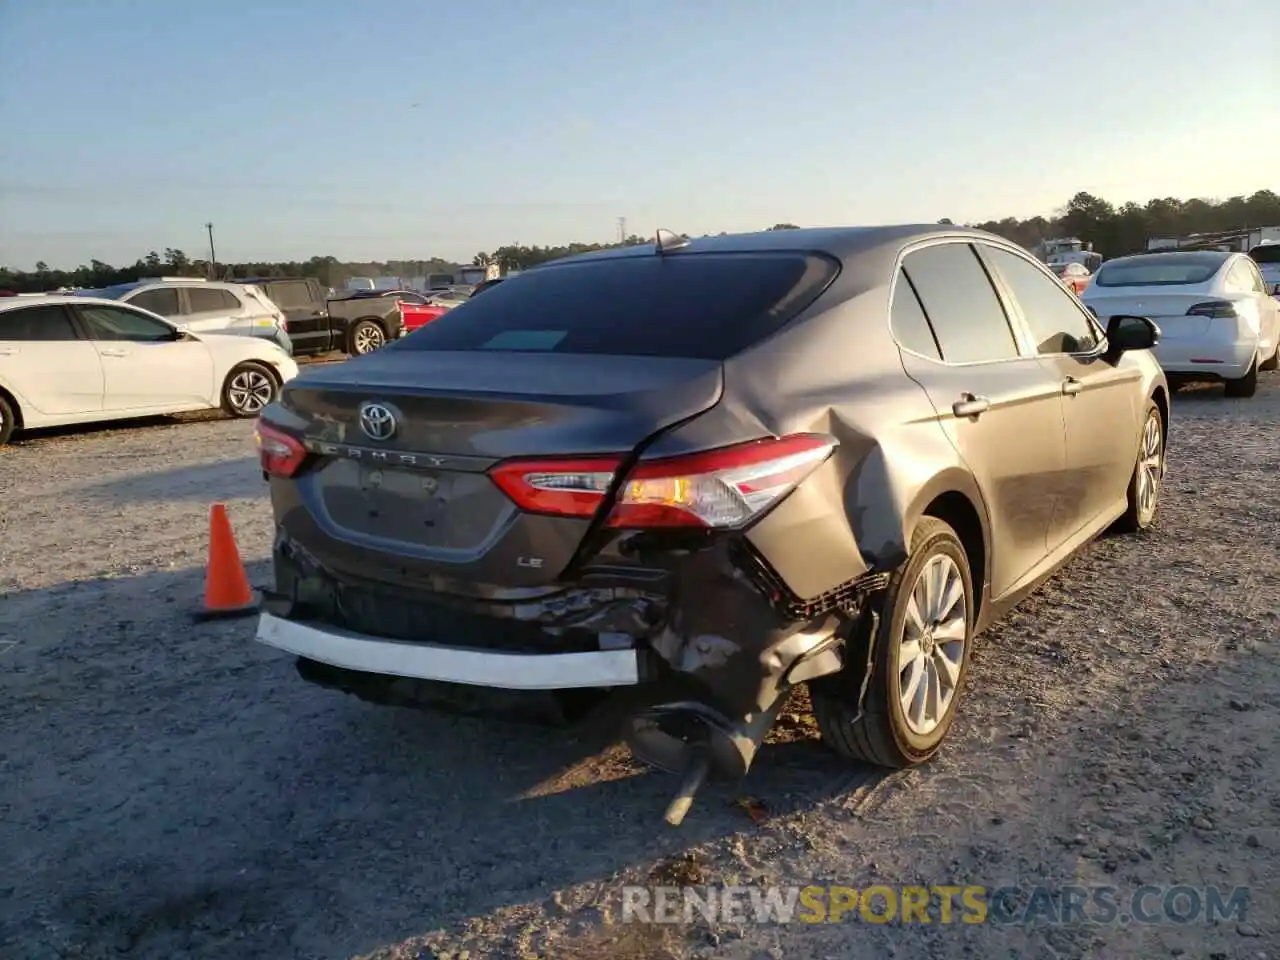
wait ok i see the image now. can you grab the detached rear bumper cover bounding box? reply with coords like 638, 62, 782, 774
254, 611, 642, 690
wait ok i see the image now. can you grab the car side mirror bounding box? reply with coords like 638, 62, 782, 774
1105, 315, 1160, 356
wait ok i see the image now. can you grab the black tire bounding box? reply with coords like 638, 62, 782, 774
349, 319, 386, 356
1111, 399, 1164, 534
811, 516, 975, 769
0, 393, 16, 445
220, 361, 280, 418
1223, 356, 1259, 398
1259, 344, 1279, 372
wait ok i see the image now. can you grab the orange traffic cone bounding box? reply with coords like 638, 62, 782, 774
192, 503, 259, 621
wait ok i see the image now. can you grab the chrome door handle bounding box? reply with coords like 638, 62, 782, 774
99, 348, 129, 358
952, 393, 991, 418
1062, 377, 1083, 396
0, 346, 18, 356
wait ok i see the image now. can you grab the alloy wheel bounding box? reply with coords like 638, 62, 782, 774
898, 554, 968, 736
354, 324, 384, 354
1136, 412, 1164, 521
227, 369, 275, 415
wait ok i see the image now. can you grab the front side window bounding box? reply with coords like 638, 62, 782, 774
77, 305, 175, 342
981, 245, 1099, 355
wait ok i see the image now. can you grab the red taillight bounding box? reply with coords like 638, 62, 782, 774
1186, 301, 1237, 319
254, 421, 307, 478
488, 434, 837, 530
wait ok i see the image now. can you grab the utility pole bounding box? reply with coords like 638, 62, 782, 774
205, 222, 216, 278
617, 217, 626, 244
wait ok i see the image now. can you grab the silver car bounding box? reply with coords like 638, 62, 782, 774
1082, 250, 1280, 397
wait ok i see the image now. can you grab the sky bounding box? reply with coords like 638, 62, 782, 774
1, 0, 1276, 270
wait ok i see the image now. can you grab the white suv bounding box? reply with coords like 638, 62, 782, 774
76, 278, 292, 353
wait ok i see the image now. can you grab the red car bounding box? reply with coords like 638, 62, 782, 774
1049, 261, 1092, 295
397, 300, 448, 334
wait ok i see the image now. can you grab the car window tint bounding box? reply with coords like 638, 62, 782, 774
126, 287, 181, 317
77, 305, 174, 341
267, 281, 313, 309
890, 269, 940, 359
390, 252, 839, 360
981, 246, 1099, 355
902, 243, 1019, 363
188, 287, 240, 313
0, 304, 80, 341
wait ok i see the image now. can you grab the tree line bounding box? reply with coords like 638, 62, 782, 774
3, 190, 1276, 294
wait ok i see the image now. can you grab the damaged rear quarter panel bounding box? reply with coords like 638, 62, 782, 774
645, 267, 973, 603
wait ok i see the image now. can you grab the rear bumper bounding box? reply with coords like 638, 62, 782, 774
1154, 336, 1256, 379
255, 611, 644, 689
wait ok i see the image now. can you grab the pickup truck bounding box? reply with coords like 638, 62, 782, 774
232, 277, 403, 357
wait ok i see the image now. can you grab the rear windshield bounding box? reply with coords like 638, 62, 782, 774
1093, 255, 1225, 288
1248, 244, 1280, 265
387, 251, 839, 360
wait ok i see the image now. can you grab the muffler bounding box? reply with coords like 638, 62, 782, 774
624, 696, 789, 827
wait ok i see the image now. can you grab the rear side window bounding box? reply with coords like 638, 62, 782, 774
389, 252, 839, 360
126, 287, 181, 317
267, 280, 314, 309
0, 304, 80, 341
889, 270, 940, 359
1248, 244, 1280, 265
902, 243, 1019, 363
1094, 255, 1224, 287
187, 287, 241, 313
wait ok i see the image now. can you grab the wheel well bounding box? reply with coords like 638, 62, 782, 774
920, 491, 986, 618
0, 384, 23, 429
1151, 386, 1169, 444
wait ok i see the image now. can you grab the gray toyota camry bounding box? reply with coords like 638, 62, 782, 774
253, 225, 1168, 822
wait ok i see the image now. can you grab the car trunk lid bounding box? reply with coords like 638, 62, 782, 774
277, 350, 723, 586
1085, 288, 1222, 338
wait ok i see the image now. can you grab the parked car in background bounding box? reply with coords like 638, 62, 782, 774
323, 290, 404, 354
396, 300, 448, 333
252, 225, 1168, 817
0, 295, 298, 444
1246, 242, 1280, 298
1048, 261, 1091, 295
1082, 250, 1280, 397
74, 278, 291, 354
233, 277, 332, 357
233, 278, 401, 358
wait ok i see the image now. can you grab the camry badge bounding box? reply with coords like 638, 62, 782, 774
358, 402, 397, 441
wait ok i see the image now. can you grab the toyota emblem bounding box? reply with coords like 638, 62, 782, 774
358, 402, 397, 441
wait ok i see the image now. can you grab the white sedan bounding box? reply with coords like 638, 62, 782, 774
0, 294, 299, 443
1082, 250, 1280, 398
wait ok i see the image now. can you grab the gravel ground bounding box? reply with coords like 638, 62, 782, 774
2, 376, 1277, 960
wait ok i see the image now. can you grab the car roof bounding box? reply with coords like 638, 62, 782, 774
541, 224, 1001, 268
0, 293, 150, 313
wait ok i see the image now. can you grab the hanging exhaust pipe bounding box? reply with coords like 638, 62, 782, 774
624, 695, 791, 826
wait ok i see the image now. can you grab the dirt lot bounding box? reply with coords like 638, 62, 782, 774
2, 377, 1277, 960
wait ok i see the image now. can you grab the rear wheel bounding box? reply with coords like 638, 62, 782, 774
1223, 356, 1259, 398
0, 393, 16, 444
1260, 343, 1279, 372
220, 362, 279, 418
811, 516, 974, 768
349, 320, 385, 356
